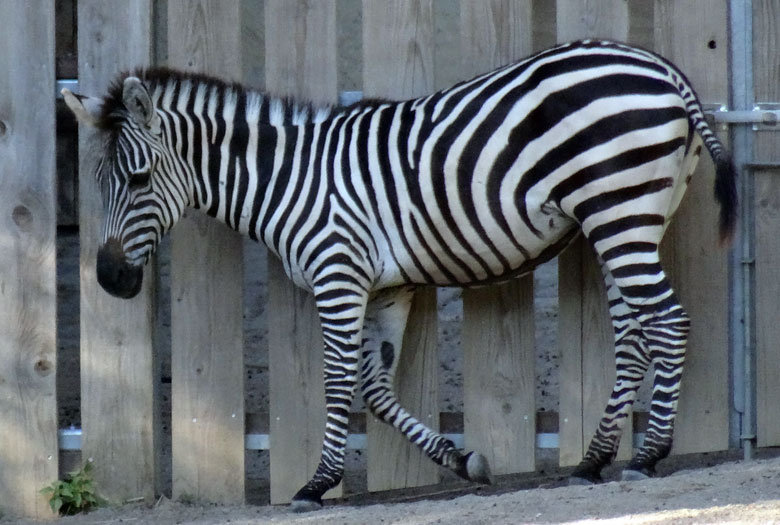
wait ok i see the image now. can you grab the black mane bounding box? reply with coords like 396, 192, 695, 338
96, 67, 385, 132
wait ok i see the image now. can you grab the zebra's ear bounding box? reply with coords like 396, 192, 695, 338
122, 77, 159, 130
61, 88, 102, 127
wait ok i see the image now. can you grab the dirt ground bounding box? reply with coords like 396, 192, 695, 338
16, 452, 780, 524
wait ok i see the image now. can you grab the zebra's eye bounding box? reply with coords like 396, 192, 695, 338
128, 169, 151, 189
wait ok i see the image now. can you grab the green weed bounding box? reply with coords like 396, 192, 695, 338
40, 462, 104, 515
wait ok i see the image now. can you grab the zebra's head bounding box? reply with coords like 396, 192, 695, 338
63, 75, 181, 299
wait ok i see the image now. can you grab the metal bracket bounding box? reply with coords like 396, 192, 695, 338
56, 79, 78, 99
704, 103, 780, 131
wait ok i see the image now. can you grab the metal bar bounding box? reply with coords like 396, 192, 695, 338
60, 428, 635, 452
710, 109, 780, 125
728, 0, 756, 460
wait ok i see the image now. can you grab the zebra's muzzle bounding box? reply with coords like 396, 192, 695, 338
96, 238, 144, 299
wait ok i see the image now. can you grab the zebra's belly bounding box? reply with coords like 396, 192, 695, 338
374, 206, 578, 288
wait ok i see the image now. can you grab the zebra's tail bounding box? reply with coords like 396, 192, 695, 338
688, 103, 738, 244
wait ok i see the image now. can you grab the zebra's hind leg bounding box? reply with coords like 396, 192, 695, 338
360, 286, 493, 485
581, 243, 689, 484
622, 304, 689, 480
570, 261, 651, 485
290, 286, 368, 512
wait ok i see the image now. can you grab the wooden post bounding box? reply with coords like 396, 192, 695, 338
555, 0, 632, 467
77, 0, 159, 505
363, 0, 440, 492
654, 0, 730, 455
0, 1, 58, 519
263, 0, 341, 504
754, 0, 780, 448
168, 0, 245, 504
460, 0, 537, 476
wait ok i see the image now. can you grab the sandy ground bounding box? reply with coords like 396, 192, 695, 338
18, 453, 780, 524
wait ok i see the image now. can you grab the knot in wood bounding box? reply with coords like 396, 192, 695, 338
12, 205, 33, 232
34, 358, 53, 376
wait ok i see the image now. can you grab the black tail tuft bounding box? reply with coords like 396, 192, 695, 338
714, 153, 738, 245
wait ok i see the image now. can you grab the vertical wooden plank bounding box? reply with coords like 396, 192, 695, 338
556, 0, 629, 40
555, 0, 631, 467
363, 0, 440, 492
756, 171, 780, 447
77, 0, 158, 505
460, 0, 537, 476
460, 0, 532, 78
263, 0, 341, 504
654, 0, 729, 455
168, 0, 245, 504
752, 0, 780, 448
0, 1, 58, 519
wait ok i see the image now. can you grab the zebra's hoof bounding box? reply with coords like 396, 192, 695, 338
621, 468, 651, 482
290, 498, 322, 513
569, 464, 603, 485
465, 451, 493, 485
290, 487, 323, 513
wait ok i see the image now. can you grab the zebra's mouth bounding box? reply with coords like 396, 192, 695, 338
96, 238, 144, 299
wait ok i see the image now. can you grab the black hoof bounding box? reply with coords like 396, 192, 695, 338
570, 465, 603, 485
291, 487, 323, 513
453, 451, 493, 485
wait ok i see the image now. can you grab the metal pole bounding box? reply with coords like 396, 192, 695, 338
728, 0, 756, 460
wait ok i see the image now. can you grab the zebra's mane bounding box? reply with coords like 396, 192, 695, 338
97, 67, 374, 132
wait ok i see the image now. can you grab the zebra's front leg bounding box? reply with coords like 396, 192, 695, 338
360, 287, 492, 485
290, 288, 368, 512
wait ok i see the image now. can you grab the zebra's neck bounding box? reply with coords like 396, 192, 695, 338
149, 71, 335, 252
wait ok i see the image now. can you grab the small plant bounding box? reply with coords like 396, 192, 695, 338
40, 462, 103, 515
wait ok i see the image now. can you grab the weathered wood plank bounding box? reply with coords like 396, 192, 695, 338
363, 0, 440, 492
463, 278, 536, 474
460, 0, 537, 476
555, 0, 631, 467
77, 0, 159, 505
556, 0, 628, 41
263, 0, 340, 504
168, 0, 245, 504
654, 0, 730, 455
0, 1, 58, 519
460, 0, 532, 78
752, 0, 780, 447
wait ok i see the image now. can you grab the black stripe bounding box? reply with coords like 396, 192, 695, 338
186, 85, 209, 204
248, 125, 277, 241
587, 214, 665, 245
610, 262, 663, 279
207, 88, 227, 217
573, 178, 674, 223
601, 241, 657, 261
230, 91, 250, 230
550, 137, 686, 208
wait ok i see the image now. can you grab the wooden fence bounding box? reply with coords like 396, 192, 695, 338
0, 0, 777, 520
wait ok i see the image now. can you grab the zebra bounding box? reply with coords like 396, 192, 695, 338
63, 39, 737, 510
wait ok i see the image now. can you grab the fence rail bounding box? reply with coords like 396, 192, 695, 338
2, 0, 777, 520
